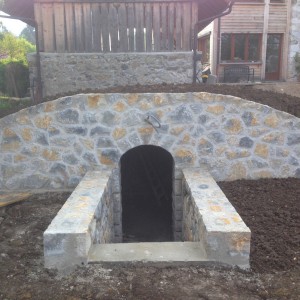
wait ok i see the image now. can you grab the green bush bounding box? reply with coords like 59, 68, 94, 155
0, 32, 35, 97
0, 60, 30, 97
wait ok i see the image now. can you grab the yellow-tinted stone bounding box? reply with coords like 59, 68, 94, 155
14, 154, 27, 162
139, 101, 152, 110
1, 141, 21, 152
138, 127, 154, 135
175, 149, 195, 163
3, 128, 17, 138
127, 94, 139, 105
113, 128, 126, 140
262, 132, 284, 144
80, 138, 94, 150
232, 216, 241, 223
153, 95, 166, 106
21, 128, 32, 142
206, 105, 225, 115
99, 154, 114, 165
113, 101, 126, 112
210, 205, 222, 212
170, 127, 185, 136
182, 134, 190, 144
228, 162, 247, 180
253, 170, 273, 178
255, 144, 269, 158
218, 218, 231, 225
16, 114, 31, 125
231, 236, 249, 251
44, 102, 56, 112
87, 95, 106, 109
226, 150, 250, 160
42, 149, 59, 161
225, 119, 242, 134
264, 114, 279, 128
34, 115, 52, 129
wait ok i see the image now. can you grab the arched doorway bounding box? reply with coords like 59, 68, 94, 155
121, 145, 174, 242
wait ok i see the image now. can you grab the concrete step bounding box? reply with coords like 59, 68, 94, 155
88, 242, 210, 263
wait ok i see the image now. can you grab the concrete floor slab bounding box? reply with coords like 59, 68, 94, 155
88, 242, 208, 263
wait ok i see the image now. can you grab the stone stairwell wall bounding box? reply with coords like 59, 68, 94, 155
0, 92, 299, 191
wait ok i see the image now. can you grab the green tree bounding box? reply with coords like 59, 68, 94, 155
0, 31, 35, 97
20, 25, 36, 45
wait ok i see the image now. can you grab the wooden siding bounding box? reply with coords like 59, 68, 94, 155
221, 4, 265, 33
34, 0, 199, 53
220, 3, 288, 34
268, 4, 288, 33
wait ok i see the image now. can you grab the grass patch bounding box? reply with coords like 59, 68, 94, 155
0, 96, 33, 111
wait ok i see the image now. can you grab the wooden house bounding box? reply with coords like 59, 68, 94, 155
198, 0, 294, 82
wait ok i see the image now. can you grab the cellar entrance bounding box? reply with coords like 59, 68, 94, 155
121, 145, 174, 242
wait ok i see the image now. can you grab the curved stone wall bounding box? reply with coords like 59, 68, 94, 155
0, 92, 299, 190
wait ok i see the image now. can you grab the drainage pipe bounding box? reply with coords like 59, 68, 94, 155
0, 14, 42, 103
192, 0, 236, 84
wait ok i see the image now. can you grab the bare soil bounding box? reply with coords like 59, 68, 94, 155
0, 178, 299, 300
0, 83, 299, 299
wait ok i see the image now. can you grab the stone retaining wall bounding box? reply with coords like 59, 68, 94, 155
0, 92, 299, 191
182, 168, 251, 267
44, 170, 114, 269
28, 52, 193, 98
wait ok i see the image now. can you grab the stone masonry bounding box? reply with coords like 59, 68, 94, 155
288, 0, 300, 81
28, 52, 193, 98
0, 92, 300, 191
182, 168, 251, 268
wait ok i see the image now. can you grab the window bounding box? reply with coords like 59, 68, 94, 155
198, 35, 210, 63
221, 33, 261, 62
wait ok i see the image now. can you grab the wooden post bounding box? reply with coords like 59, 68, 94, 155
261, 0, 270, 81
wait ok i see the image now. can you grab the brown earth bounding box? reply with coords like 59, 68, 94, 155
0, 178, 299, 300
0, 84, 299, 299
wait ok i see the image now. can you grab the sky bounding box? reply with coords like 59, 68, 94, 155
0, 11, 27, 36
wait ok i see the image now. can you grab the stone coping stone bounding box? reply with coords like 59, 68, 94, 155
182, 168, 251, 268
44, 170, 110, 270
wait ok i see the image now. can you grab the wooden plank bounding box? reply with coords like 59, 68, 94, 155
145, 3, 153, 52
118, 3, 128, 52
74, 3, 84, 52
65, 3, 76, 52
54, 3, 66, 52
182, 3, 191, 50
36, 0, 198, 3
135, 3, 145, 52
83, 3, 93, 52
153, 3, 161, 51
127, 3, 135, 51
0, 193, 31, 208
101, 3, 110, 52
175, 2, 182, 51
34, 3, 44, 51
91, 3, 102, 52
191, 1, 198, 50
109, 3, 119, 52
161, 3, 167, 51
168, 2, 175, 51
41, 3, 55, 52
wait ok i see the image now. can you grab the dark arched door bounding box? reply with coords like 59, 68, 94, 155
121, 145, 174, 242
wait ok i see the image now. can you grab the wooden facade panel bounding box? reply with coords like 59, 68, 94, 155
118, 3, 128, 52
41, 3, 55, 52
35, 0, 198, 53
268, 5, 287, 32
91, 3, 102, 52
145, 3, 153, 51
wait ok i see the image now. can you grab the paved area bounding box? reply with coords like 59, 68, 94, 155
88, 242, 208, 263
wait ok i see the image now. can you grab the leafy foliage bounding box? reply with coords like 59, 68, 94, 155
294, 52, 300, 75
20, 25, 36, 45
0, 30, 35, 97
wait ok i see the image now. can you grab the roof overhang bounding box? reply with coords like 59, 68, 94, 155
1, 0, 234, 28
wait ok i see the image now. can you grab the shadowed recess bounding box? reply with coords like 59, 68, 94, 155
121, 145, 174, 242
